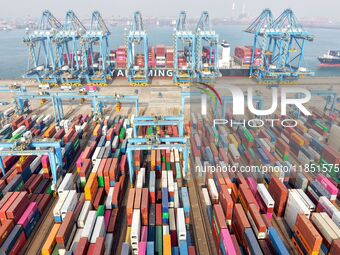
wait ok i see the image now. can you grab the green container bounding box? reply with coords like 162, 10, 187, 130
98, 176, 104, 187
162, 212, 169, 219
52, 245, 59, 255
175, 162, 182, 179
275, 148, 289, 161
15, 181, 24, 191
97, 205, 105, 216
248, 148, 257, 160
119, 128, 126, 140
166, 162, 171, 170
147, 127, 153, 136
155, 226, 163, 255
243, 128, 254, 142
45, 185, 53, 195
114, 150, 121, 161
314, 120, 329, 132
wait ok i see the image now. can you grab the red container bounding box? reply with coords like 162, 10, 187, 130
107, 209, 118, 233
126, 188, 135, 226
7, 192, 29, 222
75, 237, 89, 255
156, 203, 162, 226
232, 204, 251, 249
268, 178, 288, 217
219, 184, 233, 224
141, 188, 149, 226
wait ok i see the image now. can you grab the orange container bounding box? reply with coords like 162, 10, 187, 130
84, 173, 98, 202
291, 132, 304, 147
93, 124, 102, 137
43, 124, 56, 138
41, 223, 61, 255
163, 234, 171, 255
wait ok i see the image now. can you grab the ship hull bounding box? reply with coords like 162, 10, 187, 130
112, 68, 250, 78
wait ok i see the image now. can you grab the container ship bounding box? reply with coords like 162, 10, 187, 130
107, 41, 253, 79
318, 50, 340, 67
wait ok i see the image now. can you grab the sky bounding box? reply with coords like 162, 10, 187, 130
0, 0, 338, 20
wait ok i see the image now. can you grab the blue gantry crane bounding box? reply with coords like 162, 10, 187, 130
82, 11, 112, 84
55, 10, 86, 85
245, 9, 313, 84
295, 90, 338, 118
244, 9, 274, 80
173, 11, 196, 84
23, 10, 63, 84
15, 91, 140, 124
0, 139, 63, 190
127, 11, 149, 85
195, 11, 219, 83
126, 137, 189, 184
271, 9, 314, 81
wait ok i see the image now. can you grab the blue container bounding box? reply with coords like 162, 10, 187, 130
0, 225, 23, 254
148, 226, 155, 242
121, 243, 130, 255
291, 232, 308, 255
147, 241, 154, 255
23, 210, 40, 238
121, 139, 127, 154
205, 147, 214, 165
179, 241, 188, 255
256, 148, 270, 165
98, 135, 106, 147
181, 187, 190, 218
244, 228, 263, 255
310, 138, 324, 154
172, 247, 179, 255
268, 227, 289, 255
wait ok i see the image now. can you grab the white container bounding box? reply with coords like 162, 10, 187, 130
92, 147, 101, 164
58, 173, 73, 195
78, 201, 93, 228
284, 189, 310, 230
112, 136, 119, 150
104, 233, 113, 255
229, 144, 240, 160
176, 208, 186, 241
161, 171, 168, 189
81, 210, 97, 240
208, 178, 219, 202
169, 208, 176, 231
136, 168, 145, 189
131, 209, 141, 251
91, 159, 101, 173
53, 191, 70, 222
318, 196, 340, 227
174, 183, 179, 209
70, 228, 82, 253
60, 190, 78, 220
106, 187, 114, 210
311, 212, 340, 245
90, 216, 105, 243
257, 183, 275, 209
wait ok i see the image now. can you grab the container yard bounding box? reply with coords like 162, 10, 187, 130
0, 81, 337, 255
0, 1, 339, 254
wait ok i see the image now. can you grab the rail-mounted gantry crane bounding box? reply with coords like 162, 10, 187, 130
23, 10, 63, 84
55, 10, 86, 85
82, 11, 112, 85
245, 9, 313, 84
173, 11, 196, 84
127, 11, 149, 85
195, 11, 219, 83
